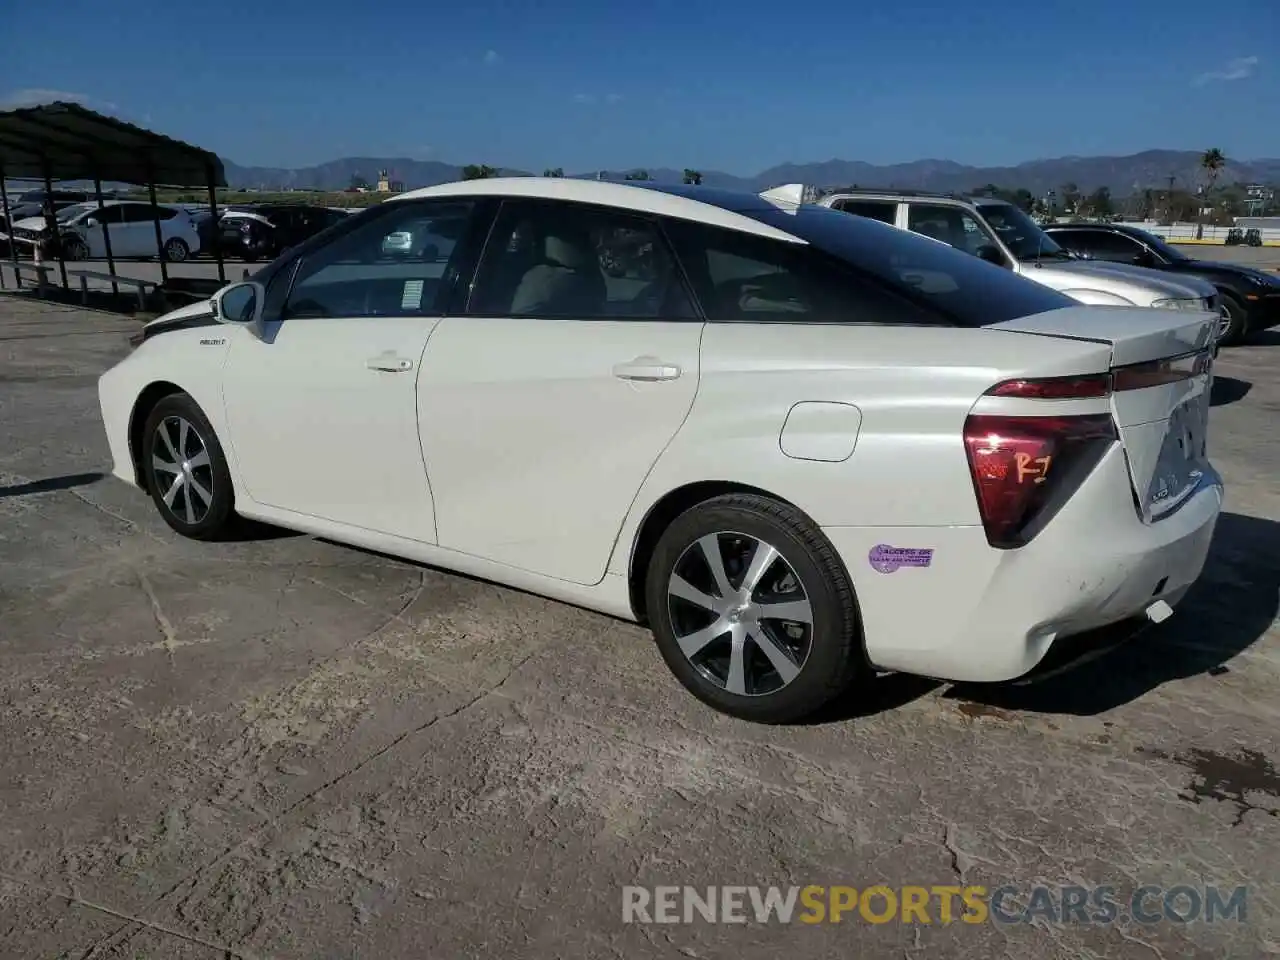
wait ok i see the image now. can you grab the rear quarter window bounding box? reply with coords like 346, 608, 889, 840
746, 205, 1076, 327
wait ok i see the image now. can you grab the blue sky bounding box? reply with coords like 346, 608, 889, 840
2, 0, 1275, 173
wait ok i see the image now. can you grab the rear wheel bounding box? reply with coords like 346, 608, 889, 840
644, 494, 864, 723
141, 393, 236, 540
1217, 292, 1248, 346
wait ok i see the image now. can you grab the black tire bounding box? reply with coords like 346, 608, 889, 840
141, 393, 236, 540
1217, 292, 1248, 346
644, 493, 864, 723
62, 236, 89, 261
163, 237, 190, 263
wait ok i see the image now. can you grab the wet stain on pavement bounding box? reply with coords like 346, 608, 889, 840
1140, 745, 1280, 826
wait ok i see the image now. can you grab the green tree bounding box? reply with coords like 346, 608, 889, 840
1200, 148, 1226, 195
542, 167, 565, 177
1083, 186, 1112, 218
623, 169, 651, 181
682, 169, 703, 185
462, 164, 498, 180
1060, 182, 1080, 214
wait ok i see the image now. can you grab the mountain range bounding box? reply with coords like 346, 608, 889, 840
223, 150, 1280, 195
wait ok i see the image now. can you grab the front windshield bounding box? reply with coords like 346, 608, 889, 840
56, 203, 96, 222
975, 202, 1068, 260
1131, 227, 1189, 262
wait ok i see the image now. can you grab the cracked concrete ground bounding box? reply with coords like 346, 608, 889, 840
1, 295, 1277, 959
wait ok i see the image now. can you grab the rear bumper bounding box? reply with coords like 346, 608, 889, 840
822, 445, 1223, 683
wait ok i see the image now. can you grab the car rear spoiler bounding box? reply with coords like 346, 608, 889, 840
758, 183, 821, 207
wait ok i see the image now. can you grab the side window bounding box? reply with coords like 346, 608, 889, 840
833, 199, 897, 225
283, 200, 475, 320
467, 199, 697, 320
907, 204, 998, 256
119, 204, 164, 223
1081, 230, 1143, 262
666, 219, 945, 326
90, 205, 124, 225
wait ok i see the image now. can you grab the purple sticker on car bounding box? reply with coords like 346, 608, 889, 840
868, 544, 934, 573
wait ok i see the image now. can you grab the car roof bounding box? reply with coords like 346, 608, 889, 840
390, 177, 806, 243
826, 188, 987, 204
1047, 221, 1143, 236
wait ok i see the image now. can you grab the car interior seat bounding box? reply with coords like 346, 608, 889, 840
509, 228, 607, 316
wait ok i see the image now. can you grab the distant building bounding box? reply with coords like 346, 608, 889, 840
374, 170, 405, 193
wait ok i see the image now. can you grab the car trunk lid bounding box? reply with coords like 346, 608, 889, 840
990, 305, 1217, 522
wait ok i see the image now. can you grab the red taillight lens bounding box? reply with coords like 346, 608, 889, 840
963, 414, 1115, 548
1112, 351, 1209, 391
985, 374, 1112, 399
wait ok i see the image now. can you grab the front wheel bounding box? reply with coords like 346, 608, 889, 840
141, 393, 237, 540
163, 237, 190, 262
1217, 292, 1248, 346
644, 493, 864, 723
62, 236, 89, 260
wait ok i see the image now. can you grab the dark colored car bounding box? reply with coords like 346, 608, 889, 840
1046, 222, 1280, 344
216, 204, 348, 262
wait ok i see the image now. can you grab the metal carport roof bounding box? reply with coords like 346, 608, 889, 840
0, 100, 225, 187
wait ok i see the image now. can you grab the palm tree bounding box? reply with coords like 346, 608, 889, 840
682, 169, 703, 186
1198, 148, 1226, 234
1200, 148, 1226, 194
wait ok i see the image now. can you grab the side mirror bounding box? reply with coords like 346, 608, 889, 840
210, 281, 265, 334
976, 245, 1007, 267
84, 218, 98, 228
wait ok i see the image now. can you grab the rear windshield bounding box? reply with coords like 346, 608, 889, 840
736, 203, 1075, 326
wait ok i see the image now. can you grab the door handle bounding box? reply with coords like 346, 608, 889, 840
612, 358, 682, 382
366, 353, 413, 373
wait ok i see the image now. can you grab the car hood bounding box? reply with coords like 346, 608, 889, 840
1021, 259, 1216, 304
11, 216, 54, 232
143, 298, 216, 332
1180, 259, 1280, 285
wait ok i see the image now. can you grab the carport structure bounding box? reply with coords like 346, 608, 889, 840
0, 100, 228, 300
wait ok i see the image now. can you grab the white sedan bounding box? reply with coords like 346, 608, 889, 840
97, 177, 1223, 723
11, 200, 201, 261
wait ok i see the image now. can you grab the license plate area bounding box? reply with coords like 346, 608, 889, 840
1146, 391, 1209, 519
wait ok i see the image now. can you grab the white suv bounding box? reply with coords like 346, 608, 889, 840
815, 189, 1220, 324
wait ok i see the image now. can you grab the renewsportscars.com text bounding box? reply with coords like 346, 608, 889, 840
621, 884, 1248, 926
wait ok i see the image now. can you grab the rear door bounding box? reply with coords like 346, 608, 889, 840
113, 203, 161, 256
417, 197, 704, 585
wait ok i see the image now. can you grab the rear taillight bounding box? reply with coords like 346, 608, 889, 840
1111, 351, 1209, 391
985, 374, 1111, 400
963, 413, 1115, 548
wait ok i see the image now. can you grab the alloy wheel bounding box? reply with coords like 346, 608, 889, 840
151, 416, 214, 524
1216, 304, 1233, 342
666, 532, 814, 697
164, 238, 189, 262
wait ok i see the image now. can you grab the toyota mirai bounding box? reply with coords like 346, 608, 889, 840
97, 178, 1223, 723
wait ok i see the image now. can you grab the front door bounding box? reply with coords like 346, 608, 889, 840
418, 198, 703, 585
221, 198, 480, 542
